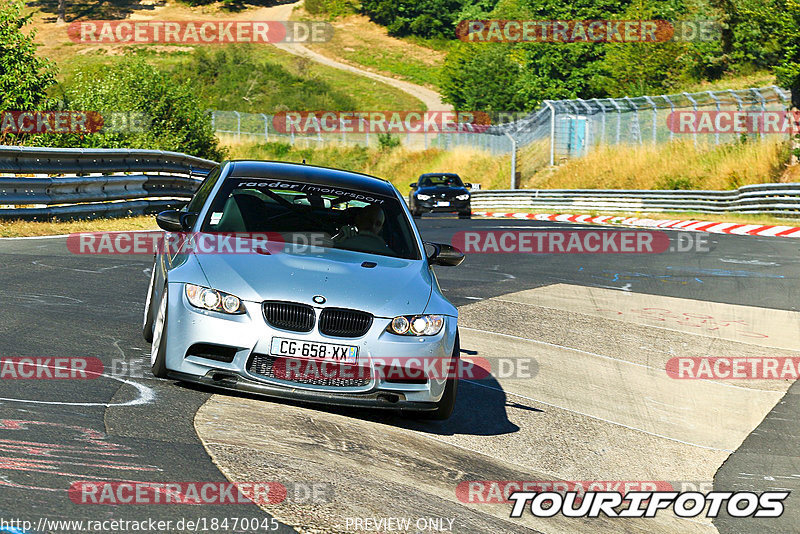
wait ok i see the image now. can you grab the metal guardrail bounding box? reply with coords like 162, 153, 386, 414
3, 146, 799, 219
0, 146, 216, 220
471, 184, 800, 218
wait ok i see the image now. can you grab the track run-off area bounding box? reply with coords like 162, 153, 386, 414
0, 216, 798, 533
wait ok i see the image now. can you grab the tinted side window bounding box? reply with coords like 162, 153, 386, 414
185, 166, 222, 213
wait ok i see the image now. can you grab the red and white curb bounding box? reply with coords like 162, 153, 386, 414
473, 211, 800, 239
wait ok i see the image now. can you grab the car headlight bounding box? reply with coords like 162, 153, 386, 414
185, 284, 245, 314
416, 194, 431, 201
388, 314, 444, 336
456, 194, 470, 200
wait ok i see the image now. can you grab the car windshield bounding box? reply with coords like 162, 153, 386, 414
201, 177, 421, 260
418, 174, 463, 188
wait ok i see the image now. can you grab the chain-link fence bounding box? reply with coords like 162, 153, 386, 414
210, 110, 515, 154
210, 86, 792, 169
489, 85, 792, 165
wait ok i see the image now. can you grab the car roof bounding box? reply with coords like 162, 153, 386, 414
419, 172, 460, 177
225, 160, 397, 197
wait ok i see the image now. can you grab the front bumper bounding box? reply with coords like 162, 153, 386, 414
415, 199, 470, 213
168, 370, 439, 411
161, 283, 458, 409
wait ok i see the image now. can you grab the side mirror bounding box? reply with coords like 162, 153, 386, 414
156, 210, 197, 232
463, 182, 472, 189
424, 242, 465, 267
410, 182, 417, 188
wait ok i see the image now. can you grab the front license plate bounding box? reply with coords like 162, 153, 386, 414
270, 337, 358, 364
436, 201, 450, 207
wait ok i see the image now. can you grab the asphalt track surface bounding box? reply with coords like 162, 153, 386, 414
0, 216, 798, 533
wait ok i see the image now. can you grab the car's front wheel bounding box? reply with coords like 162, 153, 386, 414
142, 264, 157, 343
458, 211, 471, 219
150, 285, 170, 378
415, 332, 459, 420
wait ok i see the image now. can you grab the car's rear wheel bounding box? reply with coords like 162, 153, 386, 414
415, 332, 459, 420
150, 285, 169, 378
142, 264, 157, 343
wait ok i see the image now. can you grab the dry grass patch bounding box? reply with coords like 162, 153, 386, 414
0, 215, 157, 238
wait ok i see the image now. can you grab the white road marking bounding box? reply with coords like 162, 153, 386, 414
0, 361, 155, 407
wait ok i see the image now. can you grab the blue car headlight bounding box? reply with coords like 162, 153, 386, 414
388, 315, 444, 336
416, 194, 431, 201
185, 283, 245, 314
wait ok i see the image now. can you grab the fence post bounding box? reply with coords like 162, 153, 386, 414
643, 96, 657, 144
260, 113, 269, 142
608, 98, 622, 145
544, 100, 556, 165
577, 98, 593, 153
707, 91, 721, 145
682, 92, 698, 148
662, 95, 674, 141
591, 98, 606, 145
504, 132, 518, 188
234, 111, 241, 141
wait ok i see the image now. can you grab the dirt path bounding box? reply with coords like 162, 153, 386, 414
255, 1, 452, 111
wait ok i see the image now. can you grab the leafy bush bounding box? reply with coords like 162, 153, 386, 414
0, 0, 56, 143
377, 133, 401, 149
42, 58, 225, 161
360, 0, 498, 38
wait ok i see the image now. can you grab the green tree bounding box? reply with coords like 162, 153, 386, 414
0, 0, 56, 111
43, 58, 225, 161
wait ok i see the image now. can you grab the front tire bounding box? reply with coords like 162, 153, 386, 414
150, 285, 169, 378
142, 265, 157, 343
458, 211, 471, 219
415, 332, 459, 420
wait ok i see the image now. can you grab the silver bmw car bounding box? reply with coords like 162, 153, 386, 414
142, 161, 465, 419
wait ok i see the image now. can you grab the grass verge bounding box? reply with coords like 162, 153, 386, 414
228, 141, 513, 193
0, 215, 157, 238
525, 139, 792, 190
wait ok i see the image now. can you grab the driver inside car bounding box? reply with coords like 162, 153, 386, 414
334, 205, 391, 254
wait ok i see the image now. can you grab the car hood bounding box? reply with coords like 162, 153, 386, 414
416, 186, 469, 196
195, 248, 433, 318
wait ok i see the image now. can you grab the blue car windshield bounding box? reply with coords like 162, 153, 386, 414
200, 178, 421, 260
418, 174, 463, 188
